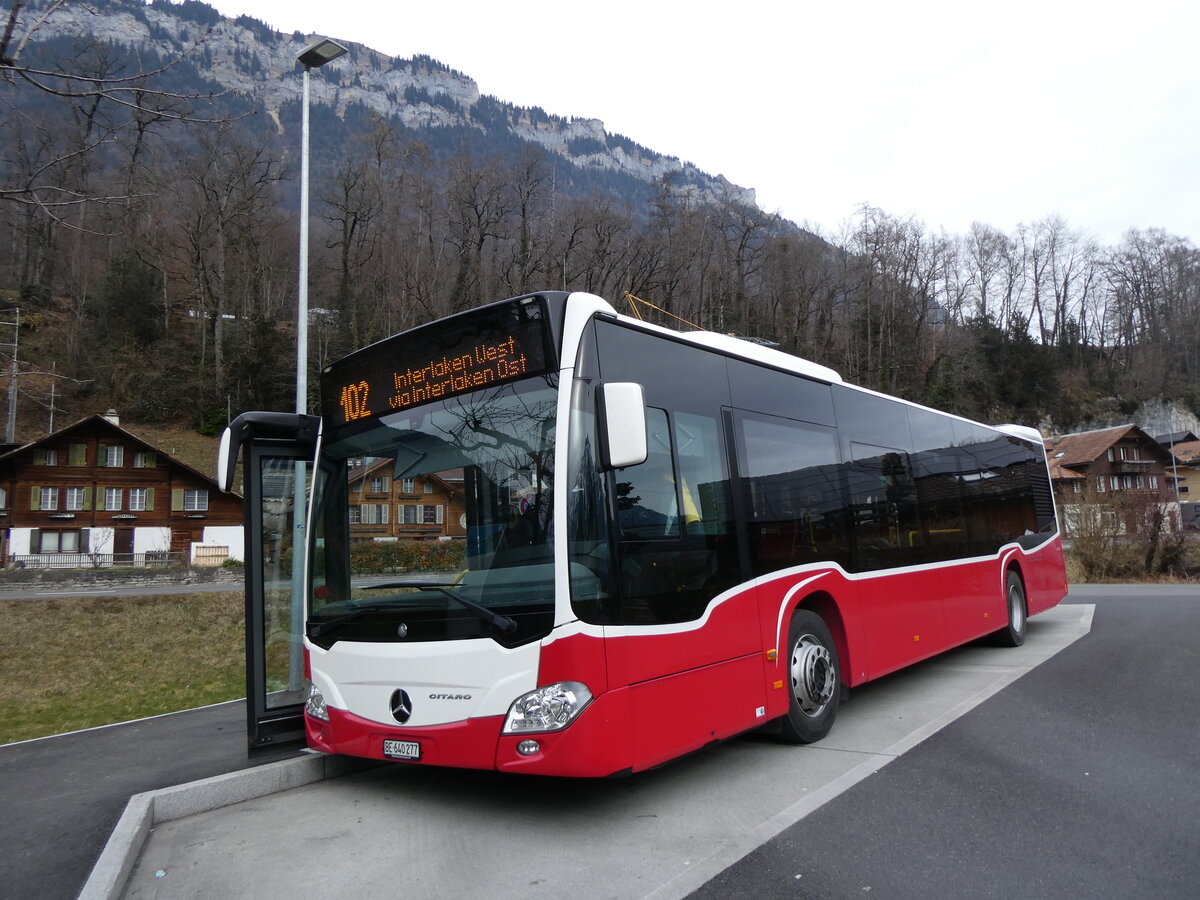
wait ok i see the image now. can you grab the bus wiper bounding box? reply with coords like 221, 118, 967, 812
306, 605, 383, 640
365, 582, 518, 635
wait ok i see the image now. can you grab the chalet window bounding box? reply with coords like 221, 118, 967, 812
99, 445, 124, 467
370, 476, 390, 493
1071, 482, 1081, 494
1096, 478, 1106, 493
65, 487, 90, 511
133, 451, 157, 468
361, 504, 388, 525
183, 489, 208, 512
37, 487, 59, 510
401, 478, 415, 494
348, 506, 362, 524
422, 505, 443, 525
104, 488, 123, 511
37, 530, 82, 553
69, 443, 87, 466
41, 449, 59, 466
423, 481, 434, 494
129, 488, 153, 511
402, 505, 417, 524
1110, 476, 1120, 491
1135, 475, 1145, 490
1150, 475, 1159, 489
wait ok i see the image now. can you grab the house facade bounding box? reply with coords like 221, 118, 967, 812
1044, 424, 1179, 531
0, 413, 243, 566
347, 459, 466, 543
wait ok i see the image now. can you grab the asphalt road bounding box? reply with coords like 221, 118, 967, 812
690, 584, 1200, 899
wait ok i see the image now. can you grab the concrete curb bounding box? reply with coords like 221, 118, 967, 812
77, 753, 374, 900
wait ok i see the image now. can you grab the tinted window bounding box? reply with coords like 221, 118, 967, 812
833, 385, 913, 452
616, 408, 681, 540
728, 359, 835, 426
615, 407, 739, 624
845, 442, 922, 571
908, 407, 967, 561
737, 413, 849, 574
595, 322, 730, 413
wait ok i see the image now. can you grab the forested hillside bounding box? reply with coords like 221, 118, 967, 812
2, 0, 1197, 442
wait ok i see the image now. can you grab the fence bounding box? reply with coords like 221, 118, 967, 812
9, 552, 186, 570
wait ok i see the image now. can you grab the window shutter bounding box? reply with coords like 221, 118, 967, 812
146, 452, 157, 468
99, 444, 110, 467
70, 443, 87, 466
437, 505, 444, 524
171, 488, 184, 511
81, 528, 91, 552
145, 488, 155, 511
30, 487, 40, 511
82, 487, 93, 511
29, 528, 39, 551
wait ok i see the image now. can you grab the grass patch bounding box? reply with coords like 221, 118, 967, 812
0, 592, 245, 744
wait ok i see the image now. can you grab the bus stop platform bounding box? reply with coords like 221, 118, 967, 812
57, 602, 1094, 900
0, 700, 316, 900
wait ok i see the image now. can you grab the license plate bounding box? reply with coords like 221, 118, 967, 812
383, 739, 420, 760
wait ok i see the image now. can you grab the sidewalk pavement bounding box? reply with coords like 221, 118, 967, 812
0, 701, 301, 900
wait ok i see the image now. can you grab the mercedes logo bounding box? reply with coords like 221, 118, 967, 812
389, 688, 413, 724
396, 623, 408, 638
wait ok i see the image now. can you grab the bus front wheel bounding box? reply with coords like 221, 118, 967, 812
777, 609, 841, 744
991, 570, 1027, 647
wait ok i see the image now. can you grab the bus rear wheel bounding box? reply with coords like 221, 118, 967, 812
991, 570, 1027, 647
777, 609, 841, 744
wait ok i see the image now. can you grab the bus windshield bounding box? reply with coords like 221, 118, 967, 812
307, 375, 559, 648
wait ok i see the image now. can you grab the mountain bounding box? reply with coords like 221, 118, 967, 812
23, 0, 759, 212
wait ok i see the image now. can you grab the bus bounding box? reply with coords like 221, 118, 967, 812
220, 290, 1067, 776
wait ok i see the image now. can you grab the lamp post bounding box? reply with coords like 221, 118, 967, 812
295, 38, 347, 416
289, 38, 347, 695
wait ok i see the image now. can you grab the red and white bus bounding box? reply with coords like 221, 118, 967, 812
222, 291, 1067, 775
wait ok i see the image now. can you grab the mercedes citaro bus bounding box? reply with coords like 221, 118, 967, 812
220, 291, 1067, 776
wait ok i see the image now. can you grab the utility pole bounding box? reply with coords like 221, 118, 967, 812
0, 308, 19, 443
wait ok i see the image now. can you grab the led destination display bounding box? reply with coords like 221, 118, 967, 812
321, 298, 553, 429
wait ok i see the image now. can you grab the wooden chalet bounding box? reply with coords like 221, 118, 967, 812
347, 459, 466, 543
0, 413, 243, 567
1044, 425, 1175, 499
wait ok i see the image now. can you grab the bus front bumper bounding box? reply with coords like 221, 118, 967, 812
306, 689, 632, 777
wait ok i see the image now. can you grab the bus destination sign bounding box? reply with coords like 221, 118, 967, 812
322, 299, 552, 427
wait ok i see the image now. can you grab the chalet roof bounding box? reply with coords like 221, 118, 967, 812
1169, 439, 1200, 466
1044, 424, 1172, 469
0, 414, 226, 491
1047, 461, 1085, 481
1154, 431, 1199, 447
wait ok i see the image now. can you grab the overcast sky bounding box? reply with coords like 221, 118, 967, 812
213, 0, 1199, 246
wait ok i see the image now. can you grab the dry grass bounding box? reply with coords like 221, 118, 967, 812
0, 591, 245, 744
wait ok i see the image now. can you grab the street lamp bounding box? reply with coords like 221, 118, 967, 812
289, 38, 346, 696
295, 38, 347, 416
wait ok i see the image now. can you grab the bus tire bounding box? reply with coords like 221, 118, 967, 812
991, 570, 1027, 647
777, 609, 841, 744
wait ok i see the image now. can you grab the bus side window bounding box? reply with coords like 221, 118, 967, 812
737, 413, 848, 574
847, 443, 921, 570
615, 408, 680, 539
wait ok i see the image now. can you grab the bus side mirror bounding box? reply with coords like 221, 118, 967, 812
217, 426, 237, 492
600, 382, 647, 470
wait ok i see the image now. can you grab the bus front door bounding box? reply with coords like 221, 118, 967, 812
218, 413, 320, 750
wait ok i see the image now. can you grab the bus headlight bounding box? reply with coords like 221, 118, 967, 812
502, 682, 592, 734
305, 681, 329, 722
